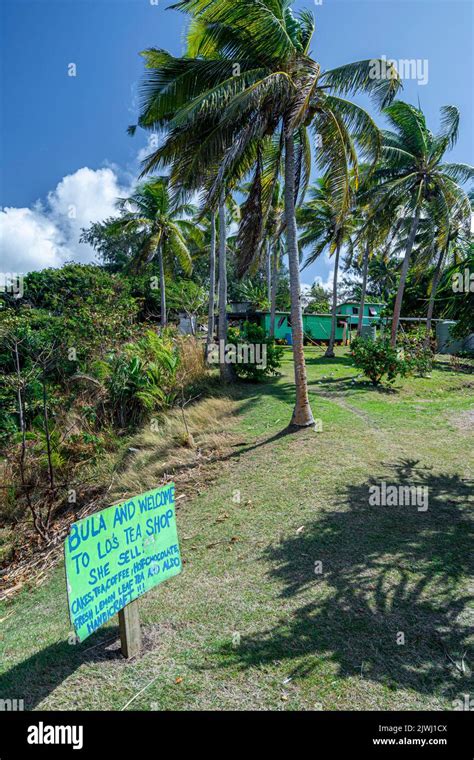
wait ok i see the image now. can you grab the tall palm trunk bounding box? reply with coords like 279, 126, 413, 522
357, 241, 370, 337
284, 132, 314, 427
325, 243, 341, 358
424, 244, 446, 348
270, 242, 278, 339
266, 239, 272, 306
158, 245, 167, 328
218, 189, 234, 382
206, 211, 217, 359
390, 207, 421, 346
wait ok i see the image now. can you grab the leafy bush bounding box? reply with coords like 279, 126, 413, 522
103, 330, 180, 427
0, 264, 215, 540
236, 280, 269, 311
17, 264, 141, 356
351, 336, 406, 386
167, 280, 208, 325
227, 322, 283, 380
399, 328, 433, 376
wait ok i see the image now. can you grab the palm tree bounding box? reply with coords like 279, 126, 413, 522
217, 188, 236, 381
438, 241, 474, 337
349, 169, 399, 336
297, 178, 356, 357
423, 201, 472, 345
110, 178, 200, 327
265, 181, 286, 338
205, 211, 217, 357
133, 0, 400, 424
366, 101, 473, 345
352, 213, 403, 336
364, 249, 399, 305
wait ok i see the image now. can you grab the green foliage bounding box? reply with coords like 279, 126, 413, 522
104, 330, 180, 427
0, 265, 143, 448
439, 244, 474, 337
13, 264, 140, 359
227, 322, 283, 381
108, 178, 200, 276
134, 0, 401, 283
351, 336, 406, 386
297, 177, 357, 270
305, 283, 331, 313
0, 314, 60, 444
236, 280, 269, 311
167, 279, 208, 321
79, 218, 146, 272
399, 328, 433, 376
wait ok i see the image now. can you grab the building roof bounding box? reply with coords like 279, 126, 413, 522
338, 300, 385, 307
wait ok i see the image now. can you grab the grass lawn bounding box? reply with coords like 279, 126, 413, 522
0, 348, 472, 711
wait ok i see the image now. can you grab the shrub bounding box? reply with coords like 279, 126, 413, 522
351, 336, 406, 386
104, 330, 180, 427
227, 322, 283, 380
18, 264, 141, 357
399, 328, 433, 376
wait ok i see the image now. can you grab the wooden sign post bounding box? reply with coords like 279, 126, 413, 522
64, 482, 181, 656
118, 599, 142, 658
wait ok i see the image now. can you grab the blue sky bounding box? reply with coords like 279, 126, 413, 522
1, 0, 473, 284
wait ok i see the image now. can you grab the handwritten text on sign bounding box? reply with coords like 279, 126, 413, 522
65, 483, 181, 642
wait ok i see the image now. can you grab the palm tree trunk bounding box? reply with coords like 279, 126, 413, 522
424, 244, 446, 348
270, 242, 278, 339
266, 239, 271, 306
206, 211, 217, 359
284, 132, 314, 427
325, 243, 341, 358
218, 189, 235, 382
158, 245, 167, 328
357, 241, 370, 337
390, 208, 421, 346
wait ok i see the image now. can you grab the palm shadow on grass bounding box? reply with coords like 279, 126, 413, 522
0, 620, 174, 709
0, 626, 123, 710
216, 459, 473, 703
434, 359, 474, 375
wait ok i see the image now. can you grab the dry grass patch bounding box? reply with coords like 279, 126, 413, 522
108, 396, 241, 503
1, 393, 242, 600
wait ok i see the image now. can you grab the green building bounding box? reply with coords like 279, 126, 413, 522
258, 312, 345, 344
228, 300, 386, 345
336, 300, 385, 328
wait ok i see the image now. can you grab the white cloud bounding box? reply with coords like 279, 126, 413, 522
0, 207, 65, 272
136, 133, 161, 165
313, 271, 335, 292
0, 167, 133, 274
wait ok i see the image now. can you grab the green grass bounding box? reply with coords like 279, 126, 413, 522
0, 348, 473, 711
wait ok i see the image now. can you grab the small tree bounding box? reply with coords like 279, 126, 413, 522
351, 336, 406, 386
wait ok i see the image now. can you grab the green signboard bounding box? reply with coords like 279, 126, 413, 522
65, 482, 181, 642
